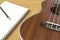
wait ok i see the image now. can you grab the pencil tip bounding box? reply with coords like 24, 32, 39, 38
9, 18, 11, 20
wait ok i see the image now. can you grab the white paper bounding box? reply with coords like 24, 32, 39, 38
0, 1, 29, 40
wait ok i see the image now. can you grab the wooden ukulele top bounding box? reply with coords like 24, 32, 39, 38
20, 0, 60, 40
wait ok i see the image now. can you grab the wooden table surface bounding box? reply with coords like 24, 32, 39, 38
0, 0, 44, 40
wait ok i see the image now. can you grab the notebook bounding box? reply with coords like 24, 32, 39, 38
0, 1, 29, 40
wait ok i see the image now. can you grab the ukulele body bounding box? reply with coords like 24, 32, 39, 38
20, 0, 60, 40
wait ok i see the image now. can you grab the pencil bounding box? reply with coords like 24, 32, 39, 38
0, 6, 11, 20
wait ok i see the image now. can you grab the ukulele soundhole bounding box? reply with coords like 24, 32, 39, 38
51, 6, 60, 15
51, 7, 56, 14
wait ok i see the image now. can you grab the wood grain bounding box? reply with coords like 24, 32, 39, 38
20, 0, 60, 40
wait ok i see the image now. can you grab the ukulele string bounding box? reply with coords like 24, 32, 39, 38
55, 8, 60, 30
47, 0, 56, 27
56, 0, 60, 30
51, 0, 59, 28
57, 0, 60, 24
48, 0, 55, 22
57, 13, 60, 24
47, 0, 55, 27
52, 0, 58, 23
57, 15, 60, 24
55, 14, 59, 30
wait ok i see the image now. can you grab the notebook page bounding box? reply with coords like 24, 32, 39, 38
0, 1, 29, 40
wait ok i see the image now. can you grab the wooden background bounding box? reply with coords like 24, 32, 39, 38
0, 0, 44, 40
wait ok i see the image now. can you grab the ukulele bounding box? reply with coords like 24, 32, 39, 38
20, 0, 60, 40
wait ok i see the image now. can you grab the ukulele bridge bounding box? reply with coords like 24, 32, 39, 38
41, 21, 60, 31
